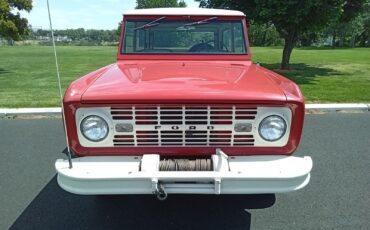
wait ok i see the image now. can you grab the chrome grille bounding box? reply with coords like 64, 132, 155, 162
110, 106, 257, 147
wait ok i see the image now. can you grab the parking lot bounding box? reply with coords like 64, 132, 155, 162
1, 113, 369, 229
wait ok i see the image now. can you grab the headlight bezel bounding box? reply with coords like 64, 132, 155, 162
80, 115, 109, 142
258, 115, 287, 142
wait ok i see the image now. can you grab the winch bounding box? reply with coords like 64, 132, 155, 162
159, 157, 213, 171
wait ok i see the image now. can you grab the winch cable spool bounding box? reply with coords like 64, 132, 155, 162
159, 158, 213, 171
153, 150, 227, 200
47, 0, 73, 168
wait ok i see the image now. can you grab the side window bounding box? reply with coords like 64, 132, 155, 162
222, 28, 231, 52
137, 30, 145, 50
123, 21, 134, 53
123, 21, 146, 52
221, 22, 246, 53
233, 23, 246, 53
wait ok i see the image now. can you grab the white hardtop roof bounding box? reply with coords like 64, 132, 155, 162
124, 8, 245, 16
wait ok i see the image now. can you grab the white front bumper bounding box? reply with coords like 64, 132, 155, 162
55, 154, 312, 195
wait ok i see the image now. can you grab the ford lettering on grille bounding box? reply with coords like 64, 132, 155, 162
154, 125, 215, 130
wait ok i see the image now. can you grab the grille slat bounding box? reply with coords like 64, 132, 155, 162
111, 105, 257, 147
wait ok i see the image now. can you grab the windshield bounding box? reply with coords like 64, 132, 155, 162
122, 19, 247, 54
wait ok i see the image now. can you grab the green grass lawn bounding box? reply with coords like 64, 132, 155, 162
0, 46, 116, 107
0, 46, 369, 107
252, 47, 370, 103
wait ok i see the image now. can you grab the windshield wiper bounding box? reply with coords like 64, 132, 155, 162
183, 17, 218, 26
133, 16, 166, 30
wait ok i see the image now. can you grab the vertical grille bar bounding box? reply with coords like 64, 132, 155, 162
232, 105, 235, 146
182, 105, 185, 146
157, 106, 161, 146
133, 106, 137, 147
207, 105, 210, 146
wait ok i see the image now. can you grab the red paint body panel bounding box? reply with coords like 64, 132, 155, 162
81, 62, 286, 104
63, 14, 305, 157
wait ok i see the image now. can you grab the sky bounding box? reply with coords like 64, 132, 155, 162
22, 0, 200, 30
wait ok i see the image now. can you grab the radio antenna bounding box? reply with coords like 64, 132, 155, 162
47, 0, 73, 168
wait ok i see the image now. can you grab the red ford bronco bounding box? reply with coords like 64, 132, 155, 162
56, 8, 312, 199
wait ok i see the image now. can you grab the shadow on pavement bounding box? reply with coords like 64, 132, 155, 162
11, 176, 275, 230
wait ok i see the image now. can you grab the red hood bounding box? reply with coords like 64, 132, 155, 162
81, 61, 287, 104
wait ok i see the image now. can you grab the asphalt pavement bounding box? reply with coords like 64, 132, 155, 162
0, 113, 369, 230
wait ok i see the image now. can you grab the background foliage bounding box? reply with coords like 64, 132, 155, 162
0, 0, 32, 41
136, 0, 186, 8
197, 0, 368, 69
29, 28, 119, 46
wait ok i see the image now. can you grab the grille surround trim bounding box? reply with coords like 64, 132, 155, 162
75, 106, 291, 148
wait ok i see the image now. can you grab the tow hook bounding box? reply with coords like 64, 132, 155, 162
152, 179, 168, 201
156, 182, 168, 201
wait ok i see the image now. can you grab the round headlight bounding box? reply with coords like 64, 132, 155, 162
259, 115, 287, 141
80, 115, 109, 142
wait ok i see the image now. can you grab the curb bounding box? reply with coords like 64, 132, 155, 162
0, 108, 61, 117
0, 104, 369, 117
305, 103, 370, 112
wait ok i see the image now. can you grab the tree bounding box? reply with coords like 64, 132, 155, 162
117, 21, 122, 37
358, 2, 370, 47
326, 0, 369, 47
248, 22, 282, 46
136, 0, 186, 9
327, 15, 365, 47
0, 0, 33, 41
197, 0, 366, 69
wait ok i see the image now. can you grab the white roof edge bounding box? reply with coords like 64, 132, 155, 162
124, 8, 245, 16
